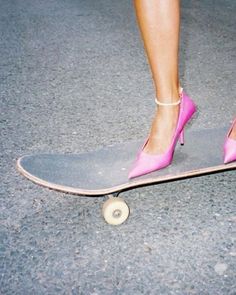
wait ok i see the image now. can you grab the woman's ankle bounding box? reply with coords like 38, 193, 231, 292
156, 86, 180, 103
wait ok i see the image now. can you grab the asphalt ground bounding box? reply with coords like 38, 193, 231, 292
0, 0, 236, 294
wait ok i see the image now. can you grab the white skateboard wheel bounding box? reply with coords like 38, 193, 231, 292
102, 197, 129, 225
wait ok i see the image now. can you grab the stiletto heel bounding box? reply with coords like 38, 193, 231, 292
179, 129, 185, 145
128, 89, 196, 179
223, 118, 236, 164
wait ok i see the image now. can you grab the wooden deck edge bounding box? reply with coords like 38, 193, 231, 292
16, 157, 236, 196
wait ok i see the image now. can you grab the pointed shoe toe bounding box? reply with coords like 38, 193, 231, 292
128, 151, 173, 179
223, 118, 236, 164
128, 165, 143, 179
223, 138, 236, 164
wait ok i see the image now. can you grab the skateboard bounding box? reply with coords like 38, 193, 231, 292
17, 127, 236, 225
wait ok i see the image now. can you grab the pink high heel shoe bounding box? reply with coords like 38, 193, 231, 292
128, 89, 197, 179
223, 118, 236, 164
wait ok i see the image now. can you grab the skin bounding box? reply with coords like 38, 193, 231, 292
134, 0, 181, 154
229, 121, 236, 140
134, 0, 236, 151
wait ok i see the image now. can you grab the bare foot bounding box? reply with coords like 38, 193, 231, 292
143, 104, 180, 154
229, 120, 236, 140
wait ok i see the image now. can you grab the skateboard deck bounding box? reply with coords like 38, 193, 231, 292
17, 127, 236, 196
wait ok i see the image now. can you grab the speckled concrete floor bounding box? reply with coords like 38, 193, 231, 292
0, 0, 236, 294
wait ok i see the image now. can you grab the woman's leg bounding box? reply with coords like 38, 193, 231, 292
134, 0, 181, 154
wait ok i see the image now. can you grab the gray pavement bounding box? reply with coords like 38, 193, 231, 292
0, 0, 236, 294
